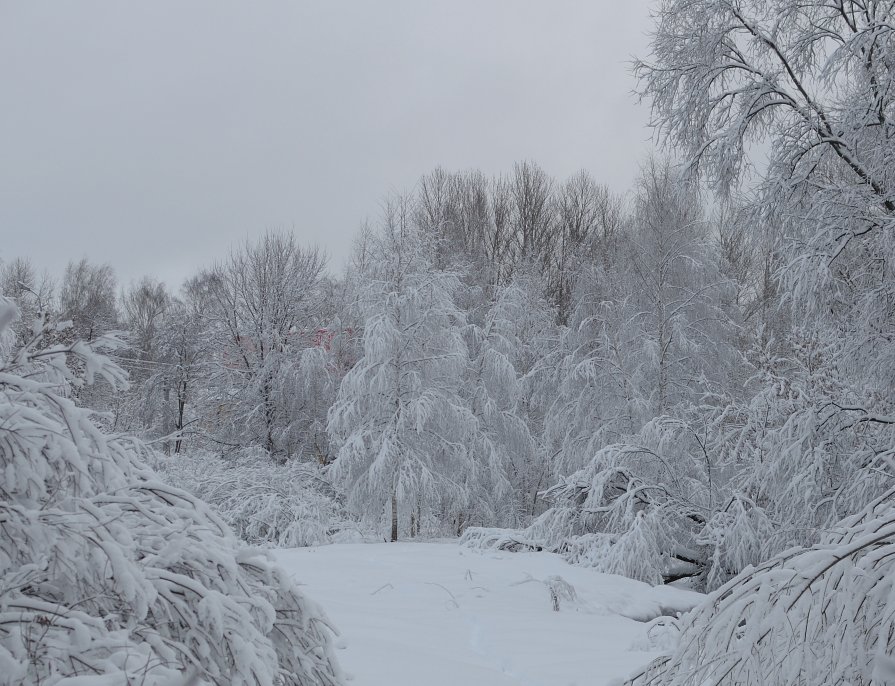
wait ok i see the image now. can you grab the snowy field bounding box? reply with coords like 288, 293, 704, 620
273, 542, 703, 686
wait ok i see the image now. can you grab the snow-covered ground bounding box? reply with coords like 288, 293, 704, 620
273, 542, 703, 686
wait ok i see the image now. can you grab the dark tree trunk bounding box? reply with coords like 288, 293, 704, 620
391, 492, 398, 542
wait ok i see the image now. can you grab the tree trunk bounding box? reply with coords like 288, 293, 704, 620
391, 492, 398, 542
174, 383, 186, 454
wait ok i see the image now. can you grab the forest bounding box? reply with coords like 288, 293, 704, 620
3, 0, 894, 684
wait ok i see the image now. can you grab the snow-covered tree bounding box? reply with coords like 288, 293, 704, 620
121, 277, 170, 364
543, 159, 734, 471
625, 0, 895, 681
550, 171, 623, 324
462, 280, 547, 527
114, 277, 172, 436
202, 233, 327, 458
626, 159, 732, 416
464, 414, 722, 585
0, 257, 53, 347
328, 199, 475, 540
55, 259, 122, 417
626, 488, 895, 686
465, 160, 747, 587
280, 344, 342, 465
0, 299, 342, 685
57, 258, 118, 343
150, 288, 212, 454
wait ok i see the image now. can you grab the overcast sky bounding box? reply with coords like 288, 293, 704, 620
1, 2, 654, 289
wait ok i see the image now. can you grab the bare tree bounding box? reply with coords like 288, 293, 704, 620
204, 232, 327, 458
552, 172, 623, 323
58, 258, 118, 342
489, 174, 516, 285
122, 277, 170, 368
510, 160, 555, 267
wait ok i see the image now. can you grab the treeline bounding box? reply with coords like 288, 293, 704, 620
5, 0, 893, 682
4, 138, 889, 598
3, 156, 779, 568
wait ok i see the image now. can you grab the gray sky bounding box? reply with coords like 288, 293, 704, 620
1, 1, 654, 290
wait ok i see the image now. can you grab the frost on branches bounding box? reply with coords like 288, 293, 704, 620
0, 300, 342, 685
615, 0, 895, 683
463, 417, 720, 587
625, 488, 895, 686
462, 275, 554, 527
157, 449, 373, 548
328, 204, 476, 541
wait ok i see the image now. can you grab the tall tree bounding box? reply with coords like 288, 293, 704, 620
58, 258, 118, 343
628, 158, 731, 416
203, 233, 326, 458
552, 172, 622, 323
328, 198, 474, 541
149, 282, 212, 454
627, 2, 895, 683
465, 275, 556, 523
121, 276, 169, 368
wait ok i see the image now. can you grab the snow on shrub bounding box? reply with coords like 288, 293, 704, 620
624, 486, 895, 686
0, 300, 342, 685
463, 417, 715, 587
157, 450, 374, 548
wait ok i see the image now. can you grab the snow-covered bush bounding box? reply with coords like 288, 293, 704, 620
0, 300, 342, 685
157, 449, 373, 547
463, 417, 717, 586
625, 487, 895, 686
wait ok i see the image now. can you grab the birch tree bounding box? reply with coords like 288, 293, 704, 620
328, 199, 475, 541
463, 280, 548, 527
152, 291, 210, 454
629, 1, 895, 682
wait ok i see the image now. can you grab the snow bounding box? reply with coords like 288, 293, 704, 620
273, 541, 703, 686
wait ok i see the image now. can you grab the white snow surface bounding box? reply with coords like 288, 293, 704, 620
273, 541, 703, 686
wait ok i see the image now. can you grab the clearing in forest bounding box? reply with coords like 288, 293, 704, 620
273, 542, 702, 686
